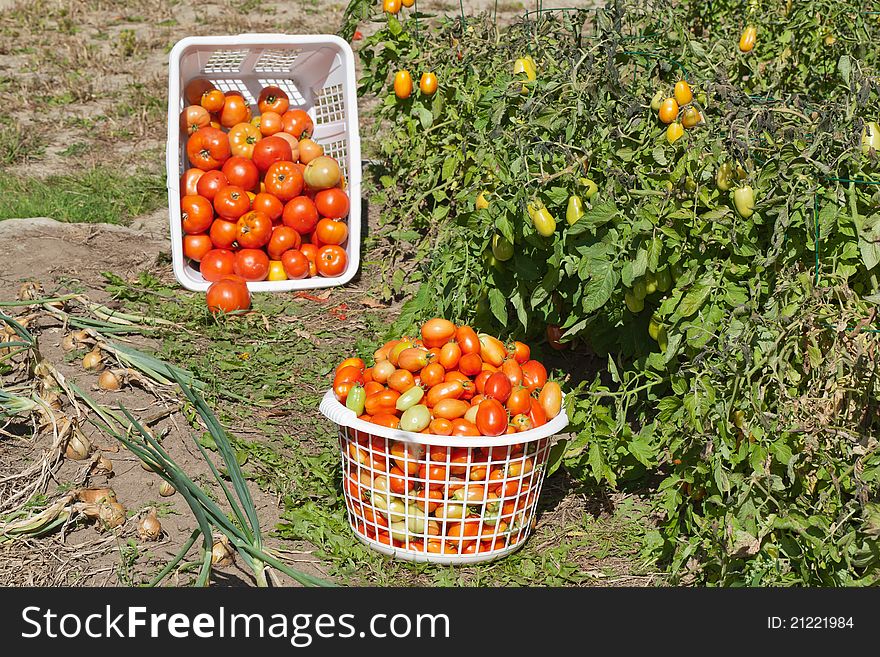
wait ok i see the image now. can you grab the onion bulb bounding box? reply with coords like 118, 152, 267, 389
98, 370, 121, 391
98, 500, 126, 529
82, 349, 103, 370
93, 454, 113, 476
211, 539, 234, 567
138, 510, 162, 541
65, 430, 91, 460
61, 334, 77, 352
77, 487, 117, 505
159, 481, 176, 497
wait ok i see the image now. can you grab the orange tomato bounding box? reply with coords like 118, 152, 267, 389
432, 398, 470, 420
419, 72, 438, 96
658, 98, 679, 124
393, 70, 413, 99
220, 94, 252, 128
420, 362, 446, 387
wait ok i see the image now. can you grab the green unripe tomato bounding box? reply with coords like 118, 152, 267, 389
655, 267, 672, 292
632, 278, 647, 300
732, 186, 755, 218
492, 233, 514, 261
399, 404, 431, 432
625, 290, 645, 313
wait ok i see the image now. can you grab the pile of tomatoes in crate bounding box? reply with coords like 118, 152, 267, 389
332, 318, 563, 554
179, 79, 351, 313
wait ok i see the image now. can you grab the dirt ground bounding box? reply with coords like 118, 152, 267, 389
0, 0, 653, 588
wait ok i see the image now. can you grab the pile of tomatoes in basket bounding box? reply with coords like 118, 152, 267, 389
179, 79, 351, 313
332, 319, 562, 436
333, 318, 563, 554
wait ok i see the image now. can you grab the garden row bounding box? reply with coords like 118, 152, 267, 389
347, 0, 880, 584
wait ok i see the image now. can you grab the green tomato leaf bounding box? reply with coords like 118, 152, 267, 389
676, 275, 715, 318
488, 287, 508, 326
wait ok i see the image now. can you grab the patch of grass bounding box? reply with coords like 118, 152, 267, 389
59, 142, 89, 158
0, 167, 165, 224
0, 119, 45, 166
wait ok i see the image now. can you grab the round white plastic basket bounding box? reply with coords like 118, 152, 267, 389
320, 390, 569, 564
166, 34, 361, 291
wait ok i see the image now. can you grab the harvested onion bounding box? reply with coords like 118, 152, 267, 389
211, 539, 234, 567
98, 370, 121, 391
138, 509, 162, 541
65, 430, 91, 460
98, 500, 126, 529
82, 349, 103, 370
61, 334, 77, 352
77, 487, 117, 505
159, 481, 176, 497
93, 454, 114, 476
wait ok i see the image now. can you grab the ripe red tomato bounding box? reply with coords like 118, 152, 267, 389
475, 399, 508, 436
267, 225, 302, 259
185, 78, 215, 105
511, 341, 530, 364
483, 371, 512, 403
316, 245, 347, 277
180, 104, 210, 135
281, 249, 310, 279
209, 219, 238, 249
521, 360, 548, 392
196, 170, 228, 201
258, 111, 283, 136
456, 325, 481, 355
458, 352, 483, 376
528, 397, 547, 428
236, 210, 272, 249
180, 168, 205, 197
281, 108, 313, 138
206, 277, 250, 313
253, 135, 293, 173
221, 156, 259, 192
315, 217, 348, 245
180, 195, 214, 234
300, 243, 319, 276
314, 188, 350, 219
506, 386, 532, 416
282, 195, 319, 233
219, 93, 251, 128
183, 234, 213, 262
233, 248, 270, 281
252, 192, 284, 222
264, 161, 304, 202
258, 86, 290, 115
252, 135, 293, 173
199, 249, 236, 282
186, 126, 231, 170
213, 185, 250, 220
200, 89, 225, 113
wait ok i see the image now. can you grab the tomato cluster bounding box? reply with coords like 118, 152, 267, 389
333, 319, 562, 435
654, 79, 703, 144
334, 319, 562, 554
179, 79, 352, 311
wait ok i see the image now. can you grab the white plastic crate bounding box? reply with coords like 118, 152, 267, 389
320, 390, 569, 564
166, 34, 361, 291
